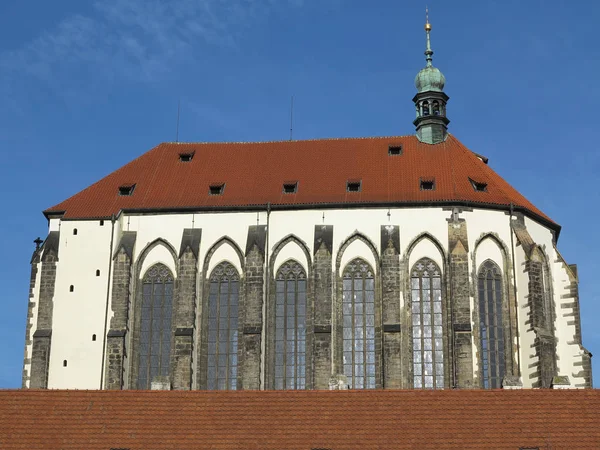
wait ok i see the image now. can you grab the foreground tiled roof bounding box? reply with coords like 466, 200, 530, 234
1, 389, 599, 449
45, 134, 556, 227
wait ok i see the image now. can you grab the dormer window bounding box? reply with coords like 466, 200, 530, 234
209, 183, 225, 195
470, 178, 488, 192
118, 184, 135, 196
420, 178, 435, 191
347, 180, 362, 192
283, 182, 298, 194
179, 151, 194, 162
388, 145, 402, 156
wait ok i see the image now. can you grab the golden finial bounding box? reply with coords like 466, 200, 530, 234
425, 6, 432, 31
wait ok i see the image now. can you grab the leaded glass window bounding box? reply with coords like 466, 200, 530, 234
478, 260, 505, 389
274, 261, 307, 390
207, 261, 239, 390
342, 258, 376, 389
411, 258, 444, 389
137, 263, 174, 389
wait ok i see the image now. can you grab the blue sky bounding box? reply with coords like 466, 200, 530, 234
1, 0, 598, 388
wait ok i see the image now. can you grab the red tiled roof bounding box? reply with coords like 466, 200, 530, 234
1, 389, 599, 449
45, 135, 556, 228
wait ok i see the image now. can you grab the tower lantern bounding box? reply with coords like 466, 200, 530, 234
413, 10, 450, 144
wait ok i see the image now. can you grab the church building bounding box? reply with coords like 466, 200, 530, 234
21, 16, 592, 394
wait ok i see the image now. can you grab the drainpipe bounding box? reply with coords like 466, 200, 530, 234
99, 214, 116, 389
263, 203, 271, 390
509, 203, 521, 377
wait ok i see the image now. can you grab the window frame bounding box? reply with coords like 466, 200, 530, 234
477, 259, 506, 389
205, 261, 240, 390
341, 257, 376, 390
135, 263, 175, 390
273, 260, 307, 390
410, 257, 445, 389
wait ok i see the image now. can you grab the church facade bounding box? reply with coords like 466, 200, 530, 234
21, 19, 592, 392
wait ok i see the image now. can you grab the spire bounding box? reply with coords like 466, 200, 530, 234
425, 7, 433, 67
413, 9, 450, 144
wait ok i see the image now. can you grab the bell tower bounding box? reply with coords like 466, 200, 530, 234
413, 10, 449, 144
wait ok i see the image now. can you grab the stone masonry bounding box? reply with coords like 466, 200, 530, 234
448, 213, 474, 389
313, 226, 333, 389
22, 246, 41, 388
241, 226, 266, 390
380, 225, 402, 388
104, 231, 136, 390
172, 228, 201, 390
30, 232, 59, 389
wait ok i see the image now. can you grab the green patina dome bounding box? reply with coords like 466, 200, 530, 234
415, 65, 445, 93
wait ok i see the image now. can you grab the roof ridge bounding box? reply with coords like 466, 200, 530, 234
161, 134, 415, 146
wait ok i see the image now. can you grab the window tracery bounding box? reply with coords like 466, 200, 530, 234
342, 258, 376, 389
411, 258, 444, 389
207, 261, 239, 390
478, 260, 505, 389
137, 263, 174, 389
274, 260, 307, 390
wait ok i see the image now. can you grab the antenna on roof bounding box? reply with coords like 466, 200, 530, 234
176, 99, 181, 143
289, 95, 294, 141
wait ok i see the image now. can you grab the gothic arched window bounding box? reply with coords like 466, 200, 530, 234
274, 261, 307, 390
207, 262, 239, 390
137, 263, 174, 389
342, 258, 376, 389
411, 258, 444, 389
478, 260, 505, 389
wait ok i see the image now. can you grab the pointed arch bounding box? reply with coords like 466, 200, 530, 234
271, 259, 308, 390
135, 238, 178, 280
404, 232, 446, 272
341, 257, 376, 389
409, 257, 445, 389
135, 263, 175, 390
270, 234, 312, 276
336, 231, 380, 277
199, 238, 245, 390
471, 232, 517, 384
204, 261, 240, 390
129, 238, 179, 389
202, 236, 245, 277
477, 259, 505, 389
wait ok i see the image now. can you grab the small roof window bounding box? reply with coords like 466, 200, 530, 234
469, 178, 488, 192
209, 183, 225, 196
118, 184, 136, 196
347, 180, 362, 192
420, 178, 435, 191
388, 145, 403, 156
179, 151, 195, 162
283, 181, 298, 194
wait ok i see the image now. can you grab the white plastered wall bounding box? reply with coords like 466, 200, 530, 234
47, 219, 113, 389
39, 206, 583, 390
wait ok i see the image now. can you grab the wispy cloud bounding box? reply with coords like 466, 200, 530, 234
0, 0, 304, 88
